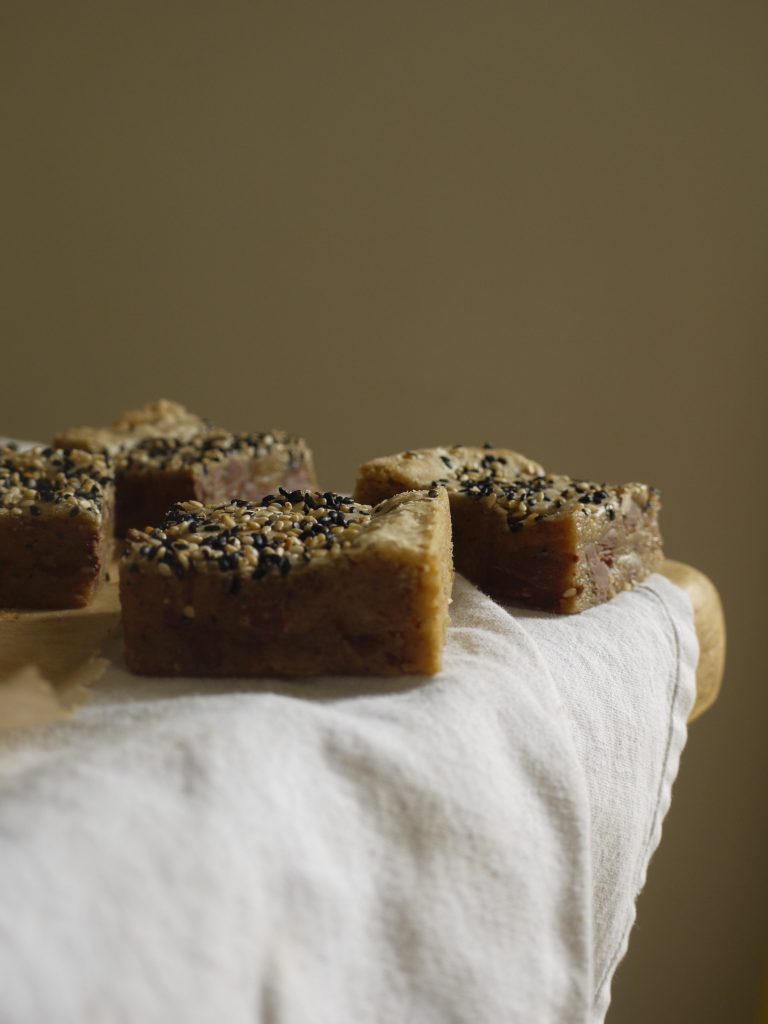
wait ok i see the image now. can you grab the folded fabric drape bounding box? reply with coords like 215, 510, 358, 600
0, 573, 696, 1024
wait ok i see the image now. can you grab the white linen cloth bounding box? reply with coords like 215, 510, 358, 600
0, 573, 697, 1024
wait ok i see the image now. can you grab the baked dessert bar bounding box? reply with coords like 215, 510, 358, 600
120, 488, 453, 677
0, 446, 114, 609
114, 430, 317, 537
355, 444, 544, 505
355, 448, 663, 613
53, 399, 208, 457
55, 401, 317, 536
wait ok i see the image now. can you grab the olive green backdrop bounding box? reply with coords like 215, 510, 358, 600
1, 3, 766, 1020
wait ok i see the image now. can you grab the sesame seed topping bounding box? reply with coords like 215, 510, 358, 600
119, 429, 308, 474
425, 457, 661, 535
122, 491, 382, 582
0, 446, 112, 521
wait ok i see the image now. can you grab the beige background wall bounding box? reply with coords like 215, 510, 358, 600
1, 3, 766, 1019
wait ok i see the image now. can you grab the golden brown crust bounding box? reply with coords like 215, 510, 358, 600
54, 399, 207, 456
355, 445, 544, 505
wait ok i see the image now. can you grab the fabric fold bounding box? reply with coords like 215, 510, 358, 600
0, 574, 697, 1024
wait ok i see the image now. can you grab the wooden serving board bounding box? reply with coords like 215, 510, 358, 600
661, 560, 725, 721
0, 569, 121, 729
0, 561, 724, 730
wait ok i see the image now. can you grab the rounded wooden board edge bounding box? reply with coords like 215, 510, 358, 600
660, 560, 726, 722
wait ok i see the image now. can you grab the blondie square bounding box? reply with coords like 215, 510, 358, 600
53, 398, 207, 456
114, 430, 317, 537
355, 444, 544, 505
120, 488, 452, 676
355, 447, 663, 613
0, 446, 114, 609
55, 401, 317, 536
